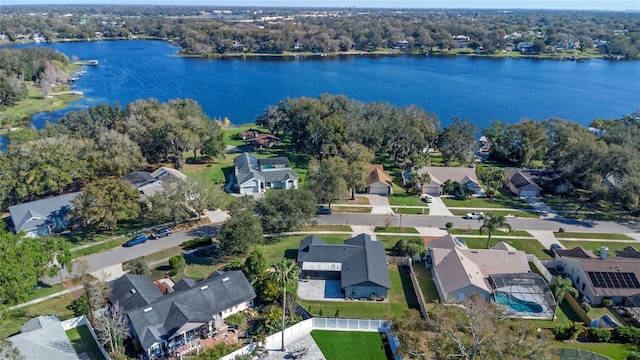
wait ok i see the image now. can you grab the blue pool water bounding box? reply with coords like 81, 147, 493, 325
495, 292, 544, 313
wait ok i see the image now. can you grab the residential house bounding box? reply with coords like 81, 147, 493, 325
297, 234, 391, 299
517, 41, 534, 53
8, 192, 80, 237
414, 166, 482, 196
121, 166, 187, 199
505, 169, 573, 196
232, 152, 298, 195
8, 315, 80, 360
553, 246, 640, 306
427, 234, 531, 302
110, 271, 256, 358
239, 129, 281, 149
365, 165, 393, 196
505, 170, 541, 197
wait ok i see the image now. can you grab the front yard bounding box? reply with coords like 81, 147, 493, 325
442, 191, 533, 210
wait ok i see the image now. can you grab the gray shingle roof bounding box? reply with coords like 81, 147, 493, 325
111, 271, 256, 352
8, 192, 80, 233
234, 152, 298, 186
8, 315, 77, 360
109, 274, 164, 311
506, 170, 540, 190
121, 171, 158, 188
297, 234, 391, 289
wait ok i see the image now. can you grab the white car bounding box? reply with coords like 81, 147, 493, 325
465, 211, 484, 219
421, 195, 433, 203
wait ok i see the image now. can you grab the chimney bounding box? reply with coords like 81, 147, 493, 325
599, 246, 609, 260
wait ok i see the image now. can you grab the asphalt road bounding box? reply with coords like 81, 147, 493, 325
46, 213, 638, 285
48, 225, 219, 284
314, 213, 640, 234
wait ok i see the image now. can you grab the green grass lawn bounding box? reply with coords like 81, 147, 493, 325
412, 264, 440, 302
524, 299, 583, 328
553, 232, 634, 240
1, 293, 76, 338
450, 209, 540, 218
2, 83, 81, 127
299, 265, 418, 319
554, 342, 638, 360
66, 325, 106, 360
394, 207, 429, 215
374, 226, 419, 234
26, 283, 66, 302
310, 330, 388, 360
460, 237, 551, 259
223, 124, 269, 146
334, 196, 370, 205
559, 241, 637, 254
333, 206, 372, 213
293, 225, 353, 232
449, 228, 532, 237
442, 192, 533, 210
389, 194, 426, 207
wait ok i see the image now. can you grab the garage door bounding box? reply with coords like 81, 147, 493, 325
519, 190, 538, 197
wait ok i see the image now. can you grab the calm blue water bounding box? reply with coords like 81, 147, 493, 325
495, 292, 543, 313
14, 40, 640, 129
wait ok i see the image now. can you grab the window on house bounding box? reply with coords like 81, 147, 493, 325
350, 288, 356, 296
582, 283, 586, 291
576, 277, 580, 285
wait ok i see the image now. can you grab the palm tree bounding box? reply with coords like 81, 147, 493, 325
479, 212, 512, 249
272, 259, 300, 351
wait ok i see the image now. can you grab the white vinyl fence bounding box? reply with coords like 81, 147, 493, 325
220, 318, 399, 360
61, 315, 111, 360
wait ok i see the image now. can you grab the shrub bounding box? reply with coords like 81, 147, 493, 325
445, 222, 453, 231
602, 298, 613, 307
67, 293, 90, 316
615, 326, 640, 344
628, 351, 640, 360
224, 259, 244, 271
552, 323, 584, 340
182, 237, 212, 250
169, 255, 186, 276
589, 327, 612, 342
580, 301, 591, 313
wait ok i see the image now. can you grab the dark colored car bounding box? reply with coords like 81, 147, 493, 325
151, 228, 172, 239
550, 243, 562, 253
124, 234, 148, 247
316, 207, 332, 215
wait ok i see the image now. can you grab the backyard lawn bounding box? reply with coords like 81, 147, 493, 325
554, 342, 638, 360
310, 330, 388, 360
66, 325, 106, 360
298, 265, 419, 319
412, 264, 440, 302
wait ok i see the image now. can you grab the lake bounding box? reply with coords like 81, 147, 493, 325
18, 40, 640, 129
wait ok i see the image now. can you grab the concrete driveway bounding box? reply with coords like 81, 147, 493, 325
362, 194, 394, 214
427, 196, 454, 216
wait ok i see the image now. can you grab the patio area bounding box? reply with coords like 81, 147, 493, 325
297, 279, 344, 301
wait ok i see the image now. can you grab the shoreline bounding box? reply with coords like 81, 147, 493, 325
4, 38, 633, 62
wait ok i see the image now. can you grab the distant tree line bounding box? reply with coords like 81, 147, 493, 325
1, 6, 639, 58
0, 98, 225, 210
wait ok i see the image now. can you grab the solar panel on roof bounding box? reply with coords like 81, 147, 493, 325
588, 272, 640, 289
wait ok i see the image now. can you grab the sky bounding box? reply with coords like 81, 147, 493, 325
2, 0, 639, 11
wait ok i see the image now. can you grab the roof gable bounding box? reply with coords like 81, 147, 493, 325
9, 192, 80, 233
365, 165, 392, 187
8, 315, 77, 360
417, 166, 479, 185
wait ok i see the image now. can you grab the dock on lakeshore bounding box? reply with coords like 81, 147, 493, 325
73, 59, 99, 66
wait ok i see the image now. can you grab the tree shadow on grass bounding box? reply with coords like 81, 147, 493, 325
398, 265, 420, 310
184, 253, 216, 266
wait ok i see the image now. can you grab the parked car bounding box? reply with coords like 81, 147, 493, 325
151, 228, 172, 239
421, 195, 433, 203
464, 211, 484, 219
550, 243, 562, 254
124, 234, 148, 247
316, 207, 332, 215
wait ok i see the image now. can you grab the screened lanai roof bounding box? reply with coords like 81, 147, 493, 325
489, 272, 556, 319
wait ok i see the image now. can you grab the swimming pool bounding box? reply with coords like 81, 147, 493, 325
494, 292, 544, 313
